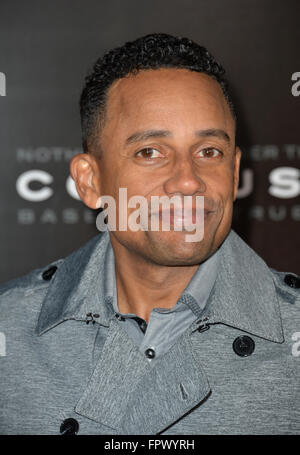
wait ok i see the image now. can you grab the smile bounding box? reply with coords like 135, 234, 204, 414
95, 188, 208, 242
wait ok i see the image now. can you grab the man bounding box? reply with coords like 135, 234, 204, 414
0, 33, 299, 435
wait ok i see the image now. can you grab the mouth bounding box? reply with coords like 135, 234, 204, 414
149, 208, 215, 228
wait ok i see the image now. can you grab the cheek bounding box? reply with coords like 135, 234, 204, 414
118, 167, 162, 200
101, 171, 155, 215
206, 169, 235, 202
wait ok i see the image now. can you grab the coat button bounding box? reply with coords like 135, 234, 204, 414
145, 348, 156, 359
284, 274, 300, 289
42, 265, 57, 281
233, 335, 255, 357
60, 418, 79, 435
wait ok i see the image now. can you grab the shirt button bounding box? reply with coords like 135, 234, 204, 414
145, 348, 156, 359
232, 335, 255, 357
42, 265, 57, 281
60, 418, 79, 435
284, 274, 300, 289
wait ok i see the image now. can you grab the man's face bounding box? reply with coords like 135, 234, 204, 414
95, 68, 240, 265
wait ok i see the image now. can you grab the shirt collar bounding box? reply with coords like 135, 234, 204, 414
36, 229, 284, 343
180, 247, 220, 317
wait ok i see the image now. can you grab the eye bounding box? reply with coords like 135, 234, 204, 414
197, 147, 222, 158
135, 147, 163, 159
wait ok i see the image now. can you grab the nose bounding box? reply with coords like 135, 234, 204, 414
163, 156, 206, 196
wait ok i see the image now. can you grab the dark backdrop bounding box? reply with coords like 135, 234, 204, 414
0, 0, 299, 284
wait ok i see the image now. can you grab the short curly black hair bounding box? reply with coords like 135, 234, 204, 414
80, 33, 236, 154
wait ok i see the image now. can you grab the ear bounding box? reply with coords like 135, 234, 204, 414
233, 146, 242, 201
70, 153, 101, 209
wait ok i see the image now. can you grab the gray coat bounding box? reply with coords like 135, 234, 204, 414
0, 230, 299, 435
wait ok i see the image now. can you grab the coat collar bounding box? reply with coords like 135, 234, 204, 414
36, 231, 115, 336
202, 230, 284, 343
36, 229, 284, 343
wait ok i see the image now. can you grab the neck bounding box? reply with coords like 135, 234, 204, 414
110, 237, 199, 323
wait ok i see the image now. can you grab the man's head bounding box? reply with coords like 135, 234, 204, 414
79, 33, 236, 155
71, 33, 241, 265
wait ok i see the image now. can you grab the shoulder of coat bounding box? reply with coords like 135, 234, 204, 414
0, 258, 65, 299
270, 268, 300, 306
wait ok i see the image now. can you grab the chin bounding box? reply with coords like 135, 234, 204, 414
144, 230, 216, 266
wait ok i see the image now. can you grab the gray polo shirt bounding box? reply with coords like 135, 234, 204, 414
103, 240, 220, 362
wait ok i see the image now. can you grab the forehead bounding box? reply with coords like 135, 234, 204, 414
103, 68, 234, 137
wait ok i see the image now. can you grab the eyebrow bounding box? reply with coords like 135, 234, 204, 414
125, 130, 172, 145
125, 128, 230, 145
195, 128, 230, 143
